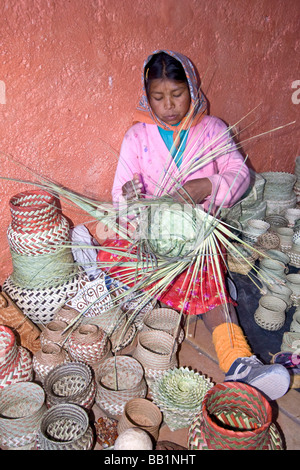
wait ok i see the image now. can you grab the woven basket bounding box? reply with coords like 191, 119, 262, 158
265, 214, 289, 229
9, 190, 60, 232
0, 325, 33, 389
142, 308, 185, 344
67, 323, 109, 367
254, 295, 286, 331
33, 343, 70, 383
132, 330, 178, 383
53, 306, 80, 325
258, 258, 287, 286
227, 243, 257, 275
285, 208, 300, 227
7, 215, 70, 256
95, 355, 147, 417
286, 273, 300, 306
266, 283, 292, 308
0, 293, 41, 354
256, 231, 280, 250
290, 310, 300, 333
43, 362, 96, 410
40, 320, 69, 349
117, 398, 162, 440
261, 172, 296, 199
37, 403, 94, 450
276, 227, 294, 252
150, 367, 214, 431
2, 272, 83, 325
0, 382, 46, 450
188, 382, 283, 450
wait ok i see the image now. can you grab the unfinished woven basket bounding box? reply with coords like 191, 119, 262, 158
117, 397, 162, 440
95, 355, 147, 417
188, 382, 283, 450
43, 362, 96, 410
0, 382, 46, 450
227, 243, 257, 275
37, 403, 94, 450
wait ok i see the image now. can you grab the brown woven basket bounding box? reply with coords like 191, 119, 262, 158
67, 323, 110, 367
117, 398, 162, 440
40, 320, 69, 348
33, 343, 70, 383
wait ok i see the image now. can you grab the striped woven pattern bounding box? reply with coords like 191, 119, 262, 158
0, 382, 46, 450
188, 382, 283, 450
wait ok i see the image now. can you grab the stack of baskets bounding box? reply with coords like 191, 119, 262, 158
261, 171, 297, 217
3, 190, 81, 325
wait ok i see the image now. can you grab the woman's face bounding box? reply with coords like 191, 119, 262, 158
148, 78, 191, 125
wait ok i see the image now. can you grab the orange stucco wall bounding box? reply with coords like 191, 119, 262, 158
0, 0, 299, 282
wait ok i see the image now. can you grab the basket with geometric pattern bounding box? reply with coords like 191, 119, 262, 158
188, 382, 283, 450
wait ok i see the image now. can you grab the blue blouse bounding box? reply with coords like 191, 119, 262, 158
158, 124, 189, 168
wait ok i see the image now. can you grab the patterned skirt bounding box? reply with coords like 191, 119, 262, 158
97, 238, 233, 315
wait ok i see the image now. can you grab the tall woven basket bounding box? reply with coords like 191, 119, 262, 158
188, 382, 283, 450
4, 189, 81, 325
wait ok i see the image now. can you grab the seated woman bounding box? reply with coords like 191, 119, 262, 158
98, 49, 290, 401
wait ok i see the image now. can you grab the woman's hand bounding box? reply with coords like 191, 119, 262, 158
122, 173, 144, 200
173, 178, 212, 205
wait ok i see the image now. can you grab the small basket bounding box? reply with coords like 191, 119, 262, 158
142, 308, 185, 343
67, 323, 109, 367
117, 398, 162, 440
95, 355, 147, 417
256, 231, 280, 250
227, 243, 257, 275
188, 382, 283, 450
37, 403, 94, 450
254, 295, 286, 331
40, 320, 69, 348
43, 362, 96, 410
33, 343, 70, 383
132, 330, 178, 383
0, 382, 46, 450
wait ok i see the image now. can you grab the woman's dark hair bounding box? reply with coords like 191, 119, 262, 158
145, 52, 188, 95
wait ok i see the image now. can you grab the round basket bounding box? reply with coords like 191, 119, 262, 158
54, 306, 80, 325
245, 219, 270, 236
132, 330, 178, 383
142, 308, 185, 344
0, 325, 33, 389
276, 227, 294, 251
259, 258, 287, 285
256, 231, 280, 250
285, 208, 300, 227
0, 382, 46, 450
290, 310, 300, 333
40, 320, 69, 348
95, 355, 147, 417
254, 295, 286, 331
117, 398, 162, 440
43, 362, 96, 410
9, 190, 60, 232
33, 343, 70, 383
261, 172, 296, 199
37, 403, 94, 450
2, 272, 83, 325
266, 283, 292, 308
286, 273, 300, 306
227, 243, 257, 275
265, 249, 290, 265
188, 382, 283, 450
67, 323, 109, 367
265, 214, 289, 230
7, 215, 71, 256
150, 367, 214, 431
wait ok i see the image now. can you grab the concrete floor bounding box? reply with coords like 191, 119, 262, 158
93, 316, 300, 451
